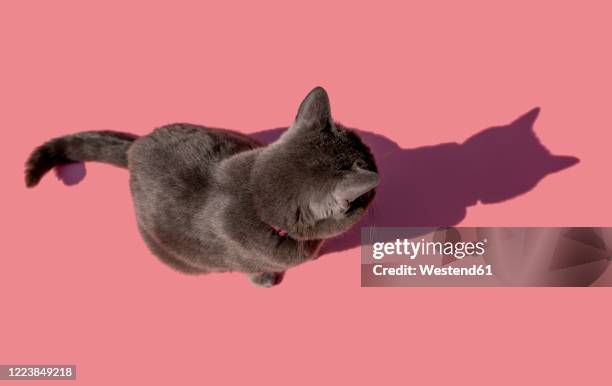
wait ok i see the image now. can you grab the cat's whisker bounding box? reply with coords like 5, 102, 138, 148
368, 200, 377, 247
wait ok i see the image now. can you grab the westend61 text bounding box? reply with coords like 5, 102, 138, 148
372, 264, 493, 276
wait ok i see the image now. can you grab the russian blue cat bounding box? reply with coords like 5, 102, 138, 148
25, 87, 379, 287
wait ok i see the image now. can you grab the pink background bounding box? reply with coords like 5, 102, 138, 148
1, 1, 611, 384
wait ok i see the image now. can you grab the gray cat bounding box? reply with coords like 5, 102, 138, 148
25, 87, 379, 287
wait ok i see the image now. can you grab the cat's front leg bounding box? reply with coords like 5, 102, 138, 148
248, 271, 285, 288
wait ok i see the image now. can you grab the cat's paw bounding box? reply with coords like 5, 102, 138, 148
249, 272, 285, 288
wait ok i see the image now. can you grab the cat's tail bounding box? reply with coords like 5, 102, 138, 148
25, 131, 139, 188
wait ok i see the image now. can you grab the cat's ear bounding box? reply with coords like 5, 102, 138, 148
333, 168, 380, 204
295, 86, 332, 126
512, 107, 540, 128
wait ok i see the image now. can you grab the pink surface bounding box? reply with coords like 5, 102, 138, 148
1, 1, 611, 385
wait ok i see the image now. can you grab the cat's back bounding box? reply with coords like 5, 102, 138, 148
128, 123, 260, 194
128, 123, 261, 227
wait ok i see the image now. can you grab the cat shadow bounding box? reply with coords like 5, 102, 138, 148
251, 108, 580, 256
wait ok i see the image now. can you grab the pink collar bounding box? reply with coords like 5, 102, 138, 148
270, 224, 288, 237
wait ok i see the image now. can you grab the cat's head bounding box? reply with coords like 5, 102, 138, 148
251, 87, 379, 240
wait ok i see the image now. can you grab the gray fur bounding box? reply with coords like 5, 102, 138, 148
25, 87, 379, 287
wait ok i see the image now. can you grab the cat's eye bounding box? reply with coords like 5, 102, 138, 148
340, 160, 366, 172
353, 159, 367, 169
